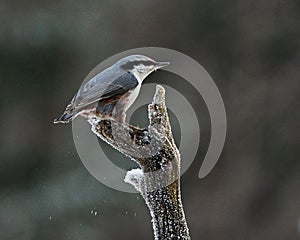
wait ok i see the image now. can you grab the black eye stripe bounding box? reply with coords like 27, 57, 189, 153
120, 60, 155, 70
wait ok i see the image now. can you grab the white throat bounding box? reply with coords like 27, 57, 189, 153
129, 69, 153, 84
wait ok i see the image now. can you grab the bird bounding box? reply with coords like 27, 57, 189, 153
54, 54, 169, 124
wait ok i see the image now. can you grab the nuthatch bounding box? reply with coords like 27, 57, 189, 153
54, 55, 169, 124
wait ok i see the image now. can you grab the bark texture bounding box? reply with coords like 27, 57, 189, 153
87, 85, 191, 240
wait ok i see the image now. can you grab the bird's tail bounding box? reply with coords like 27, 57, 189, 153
53, 112, 75, 124
54, 96, 77, 124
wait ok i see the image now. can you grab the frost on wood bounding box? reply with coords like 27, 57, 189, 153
87, 85, 191, 240
124, 168, 144, 192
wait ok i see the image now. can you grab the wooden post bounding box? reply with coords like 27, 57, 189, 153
87, 85, 191, 240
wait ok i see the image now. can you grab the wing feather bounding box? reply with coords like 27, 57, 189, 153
71, 70, 139, 111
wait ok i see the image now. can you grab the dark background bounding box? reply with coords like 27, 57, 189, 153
0, 1, 299, 239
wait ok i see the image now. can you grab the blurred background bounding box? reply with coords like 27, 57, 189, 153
0, 1, 299, 239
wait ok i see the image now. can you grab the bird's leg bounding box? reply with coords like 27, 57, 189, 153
120, 112, 126, 124
92, 110, 149, 145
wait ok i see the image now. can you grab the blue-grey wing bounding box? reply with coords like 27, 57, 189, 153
71, 70, 138, 111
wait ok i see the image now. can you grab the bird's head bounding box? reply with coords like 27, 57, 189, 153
118, 55, 169, 83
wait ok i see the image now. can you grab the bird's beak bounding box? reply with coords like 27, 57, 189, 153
154, 61, 170, 70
